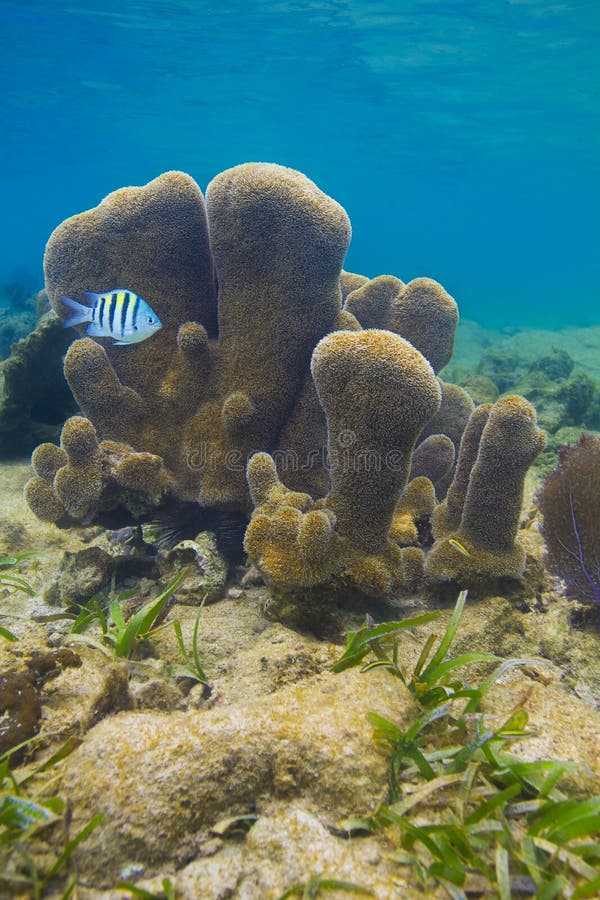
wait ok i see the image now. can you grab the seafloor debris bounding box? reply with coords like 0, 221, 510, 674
24, 163, 545, 597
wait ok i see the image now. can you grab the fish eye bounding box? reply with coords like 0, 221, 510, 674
146, 316, 155, 325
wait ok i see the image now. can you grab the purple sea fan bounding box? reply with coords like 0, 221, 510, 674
537, 434, 600, 604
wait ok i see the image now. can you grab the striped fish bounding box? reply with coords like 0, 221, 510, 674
60, 289, 162, 345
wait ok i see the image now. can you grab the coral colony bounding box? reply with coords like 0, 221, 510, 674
25, 163, 546, 600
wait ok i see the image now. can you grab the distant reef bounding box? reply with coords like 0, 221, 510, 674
444, 321, 600, 469
0, 293, 77, 457
0, 285, 39, 359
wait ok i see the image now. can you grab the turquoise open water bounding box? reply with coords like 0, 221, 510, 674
1, 0, 598, 327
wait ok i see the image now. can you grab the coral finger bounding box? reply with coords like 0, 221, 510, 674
433, 403, 492, 537
44, 170, 217, 397
388, 278, 458, 374
419, 381, 475, 451
298, 510, 336, 562
312, 329, 441, 552
222, 392, 256, 435
158, 322, 212, 407
114, 453, 167, 504
24, 476, 65, 523
197, 163, 351, 505
51, 416, 104, 520
427, 396, 546, 583
340, 270, 369, 299
31, 443, 68, 484
460, 396, 546, 554
343, 275, 403, 328
60, 416, 100, 464
64, 339, 144, 436
247, 452, 281, 506
391, 477, 436, 546
409, 434, 455, 485
54, 465, 102, 520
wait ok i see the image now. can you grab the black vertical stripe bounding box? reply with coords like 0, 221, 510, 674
121, 291, 130, 336
131, 294, 140, 330
98, 297, 106, 329
108, 293, 117, 333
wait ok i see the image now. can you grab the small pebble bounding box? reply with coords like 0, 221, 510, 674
120, 864, 145, 880
187, 682, 209, 708
47, 632, 64, 647
241, 566, 264, 587
226, 586, 243, 599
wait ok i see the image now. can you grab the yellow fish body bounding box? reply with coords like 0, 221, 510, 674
448, 538, 471, 557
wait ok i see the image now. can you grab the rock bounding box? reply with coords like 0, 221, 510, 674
460, 374, 499, 405
41, 650, 133, 736
43, 545, 158, 607
511, 368, 600, 435
241, 565, 264, 587
529, 348, 574, 382
559, 372, 600, 429
513, 370, 566, 433
0, 647, 86, 760
157, 531, 228, 604
43, 546, 114, 606
0, 670, 41, 760
548, 426, 599, 455
130, 803, 423, 900
477, 346, 523, 392
0, 312, 35, 361
486, 672, 600, 794
59, 667, 416, 887
0, 519, 29, 554
531, 400, 565, 435
130, 674, 186, 711
1, 618, 132, 749
46, 631, 64, 647
148, 590, 338, 706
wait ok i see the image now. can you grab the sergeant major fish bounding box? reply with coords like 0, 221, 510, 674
60, 289, 162, 345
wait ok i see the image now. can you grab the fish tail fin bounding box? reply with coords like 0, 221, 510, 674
60, 295, 93, 328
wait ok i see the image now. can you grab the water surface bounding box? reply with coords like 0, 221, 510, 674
1, 0, 598, 327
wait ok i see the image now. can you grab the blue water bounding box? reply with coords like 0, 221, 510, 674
1, 0, 599, 328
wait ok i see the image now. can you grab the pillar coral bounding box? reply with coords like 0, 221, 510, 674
189, 163, 351, 506
24, 162, 545, 598
344, 275, 458, 374
425, 396, 546, 583
311, 329, 441, 552
409, 434, 455, 487
25, 164, 351, 521
245, 330, 442, 596
432, 403, 492, 537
